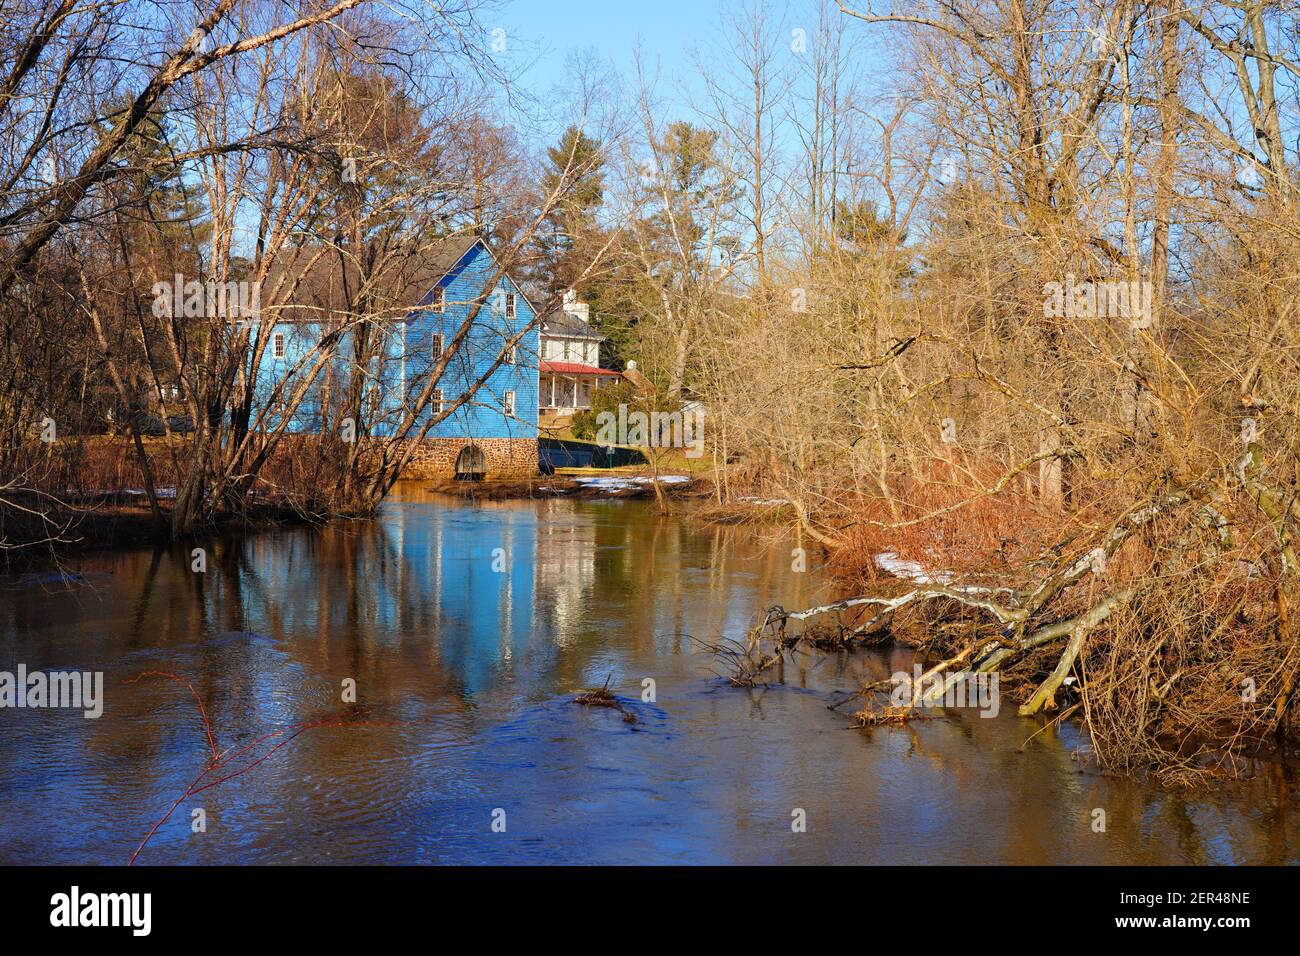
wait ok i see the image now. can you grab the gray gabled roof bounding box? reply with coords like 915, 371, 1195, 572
422, 235, 482, 285
540, 308, 604, 340
255, 234, 540, 325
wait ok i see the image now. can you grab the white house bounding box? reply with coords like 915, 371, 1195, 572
539, 291, 618, 421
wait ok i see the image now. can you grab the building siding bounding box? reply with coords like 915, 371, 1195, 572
245, 241, 539, 455
403, 243, 538, 441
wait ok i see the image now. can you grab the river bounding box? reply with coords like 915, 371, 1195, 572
1, 485, 1296, 864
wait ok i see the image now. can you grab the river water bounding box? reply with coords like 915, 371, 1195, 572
1, 485, 1297, 864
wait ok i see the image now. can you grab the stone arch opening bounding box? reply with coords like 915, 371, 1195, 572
454, 443, 487, 480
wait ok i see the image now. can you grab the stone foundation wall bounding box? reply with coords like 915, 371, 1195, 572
395, 437, 538, 479
269, 434, 538, 480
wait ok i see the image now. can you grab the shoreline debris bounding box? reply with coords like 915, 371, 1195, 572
573, 675, 638, 724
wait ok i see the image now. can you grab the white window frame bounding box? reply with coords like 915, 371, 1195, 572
431, 332, 444, 360
432, 287, 445, 313
433, 388, 446, 415
272, 331, 286, 359
506, 291, 517, 321
503, 390, 516, 416
504, 342, 517, 365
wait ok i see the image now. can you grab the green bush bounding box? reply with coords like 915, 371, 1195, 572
571, 409, 597, 440
589, 379, 638, 417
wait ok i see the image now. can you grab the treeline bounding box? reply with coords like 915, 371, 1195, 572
0, 0, 624, 550
608, 0, 1300, 780
488, 0, 1300, 777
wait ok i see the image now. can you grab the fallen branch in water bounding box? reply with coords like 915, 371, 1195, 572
574, 675, 638, 723
718, 479, 1300, 780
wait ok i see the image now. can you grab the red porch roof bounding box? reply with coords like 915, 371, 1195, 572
539, 361, 620, 376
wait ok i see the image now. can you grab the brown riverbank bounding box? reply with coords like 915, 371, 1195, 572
1, 472, 725, 564
426, 473, 715, 502
0, 491, 320, 567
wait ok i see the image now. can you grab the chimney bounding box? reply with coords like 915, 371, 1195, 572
622, 360, 651, 394
562, 289, 590, 323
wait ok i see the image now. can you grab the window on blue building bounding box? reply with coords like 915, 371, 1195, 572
504, 390, 516, 416
431, 332, 444, 360
272, 331, 285, 359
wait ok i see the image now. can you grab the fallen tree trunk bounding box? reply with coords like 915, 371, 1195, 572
719, 479, 1298, 779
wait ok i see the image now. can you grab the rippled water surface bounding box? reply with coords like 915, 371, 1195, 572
2, 485, 1297, 864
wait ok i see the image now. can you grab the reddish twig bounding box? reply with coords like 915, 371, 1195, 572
125, 670, 409, 864
124, 670, 219, 761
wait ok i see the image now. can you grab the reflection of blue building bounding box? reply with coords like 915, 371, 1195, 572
245, 237, 539, 477
239, 497, 541, 698
391, 501, 540, 696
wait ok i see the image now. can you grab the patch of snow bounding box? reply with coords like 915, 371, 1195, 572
120, 487, 178, 499
571, 475, 690, 493
736, 496, 788, 507
69, 487, 178, 499
875, 552, 954, 585
874, 552, 994, 595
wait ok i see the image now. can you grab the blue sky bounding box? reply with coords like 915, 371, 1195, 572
492, 1, 892, 142
495, 0, 731, 116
